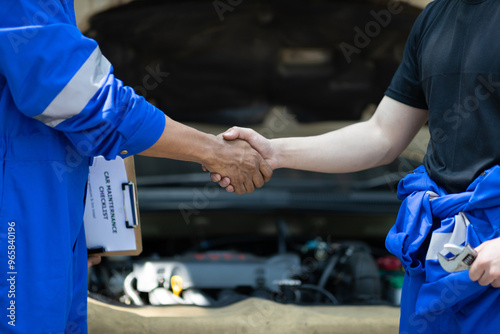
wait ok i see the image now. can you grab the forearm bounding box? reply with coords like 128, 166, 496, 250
139, 115, 218, 165
139, 115, 273, 194
271, 96, 428, 174
272, 121, 392, 173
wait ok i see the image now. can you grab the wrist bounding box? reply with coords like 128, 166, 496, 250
198, 134, 222, 168
270, 138, 285, 169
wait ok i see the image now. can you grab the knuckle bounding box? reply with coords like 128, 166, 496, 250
490, 269, 500, 278
475, 258, 488, 269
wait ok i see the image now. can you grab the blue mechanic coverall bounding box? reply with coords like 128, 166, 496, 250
0, 1, 165, 333
386, 165, 500, 333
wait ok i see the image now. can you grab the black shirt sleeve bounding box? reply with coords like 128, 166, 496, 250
385, 14, 428, 110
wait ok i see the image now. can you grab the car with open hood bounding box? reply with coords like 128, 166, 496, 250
79, 1, 431, 333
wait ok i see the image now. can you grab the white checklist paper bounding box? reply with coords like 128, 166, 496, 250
84, 156, 138, 253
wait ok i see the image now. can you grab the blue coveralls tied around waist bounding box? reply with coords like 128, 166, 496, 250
386, 165, 500, 333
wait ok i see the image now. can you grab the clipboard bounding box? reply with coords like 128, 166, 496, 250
84, 156, 143, 256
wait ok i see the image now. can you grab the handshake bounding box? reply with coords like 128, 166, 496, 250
202, 127, 277, 195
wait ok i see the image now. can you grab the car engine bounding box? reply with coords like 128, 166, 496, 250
89, 235, 405, 307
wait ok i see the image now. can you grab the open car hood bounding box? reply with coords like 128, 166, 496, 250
84, 1, 430, 333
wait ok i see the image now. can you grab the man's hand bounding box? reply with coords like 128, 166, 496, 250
469, 238, 500, 287
88, 255, 102, 268
208, 127, 277, 192
224, 127, 278, 168
202, 135, 273, 194
140, 115, 273, 195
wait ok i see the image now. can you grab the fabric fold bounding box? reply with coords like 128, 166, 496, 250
386, 165, 500, 332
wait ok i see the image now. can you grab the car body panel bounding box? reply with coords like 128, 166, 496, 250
88, 297, 400, 334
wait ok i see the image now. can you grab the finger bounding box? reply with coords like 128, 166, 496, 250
234, 186, 245, 195
223, 127, 255, 142
231, 180, 246, 195
253, 167, 265, 189
88, 256, 102, 268
492, 278, 500, 288
210, 173, 222, 182
225, 185, 235, 193
475, 242, 486, 253
479, 274, 493, 286
202, 165, 207, 172
253, 175, 265, 189
260, 160, 273, 183
469, 263, 483, 281
219, 177, 231, 188
222, 127, 240, 140
244, 179, 255, 194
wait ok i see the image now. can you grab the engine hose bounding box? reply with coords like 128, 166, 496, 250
124, 272, 144, 306
315, 254, 339, 303
318, 254, 339, 289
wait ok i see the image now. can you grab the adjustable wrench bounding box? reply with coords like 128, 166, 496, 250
437, 243, 477, 273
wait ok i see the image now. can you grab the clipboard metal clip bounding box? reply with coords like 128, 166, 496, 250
122, 181, 139, 229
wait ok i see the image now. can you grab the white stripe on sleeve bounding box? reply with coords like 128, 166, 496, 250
34, 47, 111, 128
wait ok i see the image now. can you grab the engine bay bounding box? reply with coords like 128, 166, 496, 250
89, 214, 404, 308
85, 0, 422, 313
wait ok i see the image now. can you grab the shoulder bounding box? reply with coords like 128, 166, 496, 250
407, 0, 450, 47
415, 0, 452, 27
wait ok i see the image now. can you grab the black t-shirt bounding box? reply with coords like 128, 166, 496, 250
385, 0, 500, 193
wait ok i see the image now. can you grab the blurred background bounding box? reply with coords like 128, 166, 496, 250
75, 0, 431, 30
79, 1, 433, 332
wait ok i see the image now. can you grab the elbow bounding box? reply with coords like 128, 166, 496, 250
378, 151, 399, 167
372, 131, 402, 167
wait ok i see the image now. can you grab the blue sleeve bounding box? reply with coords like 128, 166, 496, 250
384, 7, 429, 110
0, 22, 165, 159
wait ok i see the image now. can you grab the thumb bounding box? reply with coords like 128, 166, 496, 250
88, 255, 102, 268
223, 127, 253, 141
222, 127, 239, 141
475, 241, 486, 253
